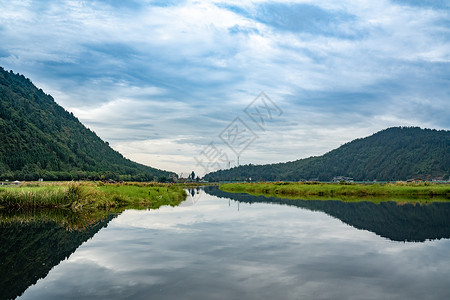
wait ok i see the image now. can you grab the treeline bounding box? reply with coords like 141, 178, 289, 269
0, 170, 171, 182
204, 127, 450, 182
0, 67, 174, 181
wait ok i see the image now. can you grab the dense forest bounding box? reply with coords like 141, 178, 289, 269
0, 67, 174, 181
204, 127, 450, 182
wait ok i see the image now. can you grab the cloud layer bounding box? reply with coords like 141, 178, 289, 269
1, 0, 449, 175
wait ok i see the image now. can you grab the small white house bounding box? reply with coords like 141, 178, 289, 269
332, 176, 354, 183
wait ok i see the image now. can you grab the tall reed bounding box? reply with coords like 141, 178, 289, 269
0, 183, 83, 208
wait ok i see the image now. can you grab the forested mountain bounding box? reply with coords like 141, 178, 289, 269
0, 67, 174, 181
204, 127, 450, 182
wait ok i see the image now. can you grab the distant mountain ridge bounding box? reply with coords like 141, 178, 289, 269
204, 127, 450, 182
0, 67, 174, 181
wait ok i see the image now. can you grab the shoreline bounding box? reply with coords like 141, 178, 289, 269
219, 182, 450, 202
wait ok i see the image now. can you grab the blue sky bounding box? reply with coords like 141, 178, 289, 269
1, 0, 449, 175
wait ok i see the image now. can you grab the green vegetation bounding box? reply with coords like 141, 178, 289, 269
95, 182, 187, 209
0, 181, 187, 210
0, 67, 175, 181
205, 127, 450, 182
220, 182, 450, 202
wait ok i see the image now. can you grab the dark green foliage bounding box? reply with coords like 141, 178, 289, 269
204, 127, 450, 182
0, 67, 174, 181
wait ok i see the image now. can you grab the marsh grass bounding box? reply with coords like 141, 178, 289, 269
0, 182, 188, 230
96, 183, 187, 209
0, 185, 80, 208
0, 182, 187, 210
220, 182, 450, 203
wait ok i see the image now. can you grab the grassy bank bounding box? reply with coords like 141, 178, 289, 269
220, 182, 450, 202
0, 181, 187, 210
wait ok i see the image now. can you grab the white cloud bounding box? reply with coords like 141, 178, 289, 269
0, 0, 449, 174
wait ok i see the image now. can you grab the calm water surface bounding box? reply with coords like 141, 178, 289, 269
7, 187, 450, 299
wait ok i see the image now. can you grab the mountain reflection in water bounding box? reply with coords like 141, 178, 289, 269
0, 210, 116, 300
2, 187, 450, 300
205, 186, 450, 242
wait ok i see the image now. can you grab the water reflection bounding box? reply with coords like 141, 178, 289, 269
179, 187, 203, 207
206, 186, 450, 242
3, 188, 450, 299
0, 210, 116, 300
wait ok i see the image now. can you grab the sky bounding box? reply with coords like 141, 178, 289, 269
1, 0, 449, 176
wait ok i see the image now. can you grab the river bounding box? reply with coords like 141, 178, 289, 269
2, 186, 450, 299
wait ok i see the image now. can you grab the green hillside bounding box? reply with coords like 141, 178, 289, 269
0, 67, 174, 181
204, 127, 450, 182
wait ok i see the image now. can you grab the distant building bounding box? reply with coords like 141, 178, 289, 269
406, 178, 423, 183
168, 174, 178, 182
332, 176, 354, 183
177, 177, 188, 183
